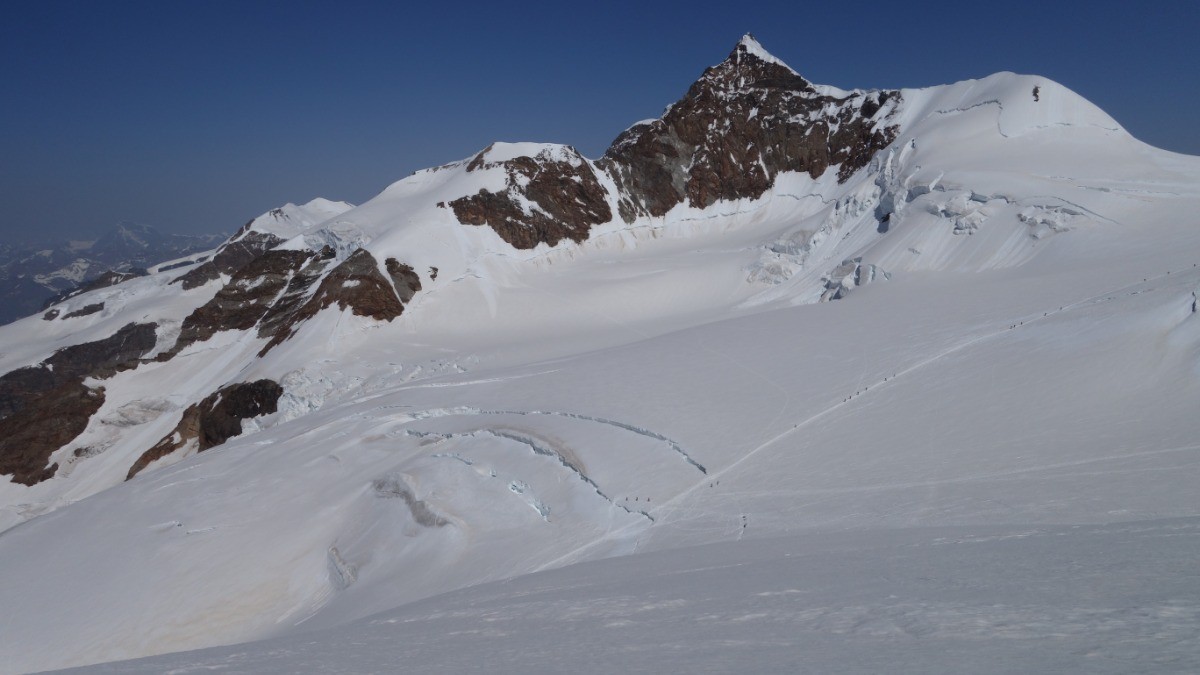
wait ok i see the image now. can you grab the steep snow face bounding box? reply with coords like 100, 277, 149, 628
1, 35, 1200, 673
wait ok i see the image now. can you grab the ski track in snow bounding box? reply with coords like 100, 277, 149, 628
535, 266, 1190, 571
392, 369, 561, 390
711, 442, 1200, 498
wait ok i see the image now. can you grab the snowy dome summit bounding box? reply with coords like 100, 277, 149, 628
1, 36, 1199, 673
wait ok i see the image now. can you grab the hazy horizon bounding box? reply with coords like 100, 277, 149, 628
3, 0, 1197, 240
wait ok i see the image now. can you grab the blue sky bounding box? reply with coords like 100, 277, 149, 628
2, 0, 1197, 240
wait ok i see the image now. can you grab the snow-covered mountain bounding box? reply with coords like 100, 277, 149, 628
2, 36, 1199, 673
0, 222, 226, 325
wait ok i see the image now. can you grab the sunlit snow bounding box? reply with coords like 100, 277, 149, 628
1, 40, 1199, 674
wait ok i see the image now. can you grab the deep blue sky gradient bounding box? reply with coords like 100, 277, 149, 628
3, 0, 1197, 240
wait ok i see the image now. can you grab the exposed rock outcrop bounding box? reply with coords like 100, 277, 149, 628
310, 250, 410, 321
258, 249, 408, 355
449, 146, 613, 249
127, 379, 283, 480
163, 241, 420, 359
601, 36, 900, 219
4, 37, 899, 487
385, 258, 423, 304
165, 248, 327, 358
253, 247, 338, 343
0, 322, 158, 485
171, 231, 284, 290
0, 383, 103, 486
62, 303, 104, 319
446, 36, 901, 249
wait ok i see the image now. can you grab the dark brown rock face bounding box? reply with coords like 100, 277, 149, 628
449, 146, 614, 249
0, 383, 104, 485
0, 322, 158, 485
601, 38, 900, 218
258, 249, 408, 355
62, 303, 104, 319
385, 258, 423, 304
172, 231, 284, 290
254, 246, 338, 343
447, 38, 901, 248
166, 248, 325, 358
127, 379, 283, 480
162, 240, 420, 358
297, 248, 408, 321
36, 322, 159, 386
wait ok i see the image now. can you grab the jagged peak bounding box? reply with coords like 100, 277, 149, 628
694, 34, 813, 96
733, 33, 794, 72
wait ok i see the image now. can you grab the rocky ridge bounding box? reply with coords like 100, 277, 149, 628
0, 36, 908, 488
449, 35, 901, 249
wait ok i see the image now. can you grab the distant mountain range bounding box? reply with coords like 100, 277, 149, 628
0, 222, 225, 324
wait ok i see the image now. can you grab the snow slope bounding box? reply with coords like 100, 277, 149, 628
1, 36, 1199, 673
68, 518, 1200, 674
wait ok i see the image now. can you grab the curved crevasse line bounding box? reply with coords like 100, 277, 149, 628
933, 99, 1008, 138
931, 98, 1120, 140
532, 269, 1188, 572
390, 406, 707, 475
406, 428, 653, 522
523, 410, 707, 475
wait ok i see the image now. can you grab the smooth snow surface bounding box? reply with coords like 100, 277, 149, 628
65, 519, 1200, 674
2, 44, 1200, 674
